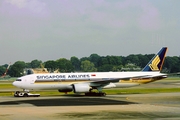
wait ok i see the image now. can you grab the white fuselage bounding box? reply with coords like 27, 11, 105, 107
12, 71, 166, 92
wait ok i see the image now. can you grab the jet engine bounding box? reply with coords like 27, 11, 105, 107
58, 89, 72, 92
72, 83, 90, 93
58, 86, 73, 92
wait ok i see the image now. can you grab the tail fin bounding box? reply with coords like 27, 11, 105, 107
142, 47, 168, 72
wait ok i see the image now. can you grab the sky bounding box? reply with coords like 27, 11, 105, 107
0, 0, 179, 65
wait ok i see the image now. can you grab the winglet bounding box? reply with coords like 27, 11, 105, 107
142, 47, 168, 72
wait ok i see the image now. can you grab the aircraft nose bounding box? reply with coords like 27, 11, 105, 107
12, 81, 17, 87
12, 81, 21, 87
12, 79, 22, 88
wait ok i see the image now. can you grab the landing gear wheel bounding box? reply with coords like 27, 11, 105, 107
23, 93, 28, 97
102, 92, 106, 96
85, 92, 106, 96
98, 92, 106, 96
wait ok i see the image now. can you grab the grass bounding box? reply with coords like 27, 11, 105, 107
104, 88, 180, 94
0, 83, 15, 89
1, 88, 180, 97
55, 111, 180, 119
165, 77, 180, 80
38, 88, 180, 97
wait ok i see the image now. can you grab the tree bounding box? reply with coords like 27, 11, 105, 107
25, 62, 32, 68
70, 56, 80, 71
99, 57, 109, 66
137, 54, 149, 68
81, 60, 97, 72
80, 57, 89, 62
89, 54, 100, 67
112, 65, 123, 71
56, 58, 74, 72
164, 56, 180, 73
98, 64, 113, 72
8, 61, 26, 77
107, 56, 122, 65
0, 66, 6, 76
126, 54, 139, 66
30, 59, 42, 68
44, 60, 58, 72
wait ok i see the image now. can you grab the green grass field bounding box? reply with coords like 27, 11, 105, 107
1, 88, 180, 97
32, 88, 180, 96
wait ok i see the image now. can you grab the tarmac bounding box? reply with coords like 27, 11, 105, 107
0, 79, 180, 120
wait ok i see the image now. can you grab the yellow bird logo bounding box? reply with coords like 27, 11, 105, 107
149, 55, 160, 71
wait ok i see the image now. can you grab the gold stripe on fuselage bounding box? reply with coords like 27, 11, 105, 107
120, 78, 155, 84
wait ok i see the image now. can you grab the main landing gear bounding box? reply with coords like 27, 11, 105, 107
85, 87, 106, 96
85, 92, 106, 96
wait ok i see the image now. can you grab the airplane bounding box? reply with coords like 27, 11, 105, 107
12, 47, 168, 97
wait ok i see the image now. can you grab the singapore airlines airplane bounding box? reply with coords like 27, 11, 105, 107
13, 47, 168, 96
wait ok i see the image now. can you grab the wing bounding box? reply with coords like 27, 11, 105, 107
88, 76, 140, 87
89, 74, 167, 87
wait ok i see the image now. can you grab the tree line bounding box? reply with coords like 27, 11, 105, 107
0, 53, 180, 77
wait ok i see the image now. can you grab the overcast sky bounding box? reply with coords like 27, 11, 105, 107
0, 0, 179, 65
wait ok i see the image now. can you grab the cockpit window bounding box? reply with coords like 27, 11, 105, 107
16, 79, 22, 81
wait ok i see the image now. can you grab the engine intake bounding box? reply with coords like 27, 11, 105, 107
72, 83, 90, 93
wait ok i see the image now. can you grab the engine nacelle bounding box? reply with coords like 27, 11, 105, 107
58, 89, 72, 92
72, 83, 90, 93
58, 86, 73, 92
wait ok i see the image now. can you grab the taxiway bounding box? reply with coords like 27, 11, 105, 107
0, 79, 180, 120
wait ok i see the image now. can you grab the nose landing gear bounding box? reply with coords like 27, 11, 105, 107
14, 91, 40, 97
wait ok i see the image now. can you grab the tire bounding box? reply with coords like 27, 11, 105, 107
15, 91, 20, 94
99, 92, 106, 96
14, 94, 17, 97
23, 93, 28, 97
